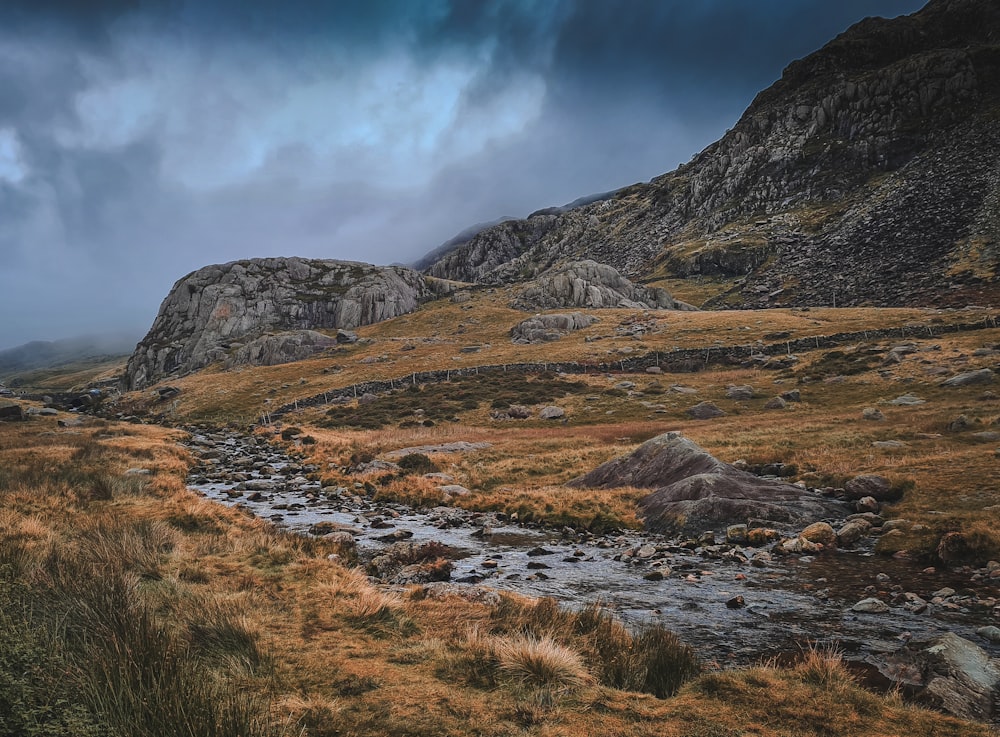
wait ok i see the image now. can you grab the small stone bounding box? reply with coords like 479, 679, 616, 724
780, 389, 801, 402
764, 396, 787, 410
644, 570, 664, 581
932, 587, 956, 598
837, 520, 870, 547
726, 524, 748, 544
636, 544, 657, 559
481, 559, 499, 569
862, 407, 885, 421
976, 626, 1000, 644
726, 595, 746, 609
855, 496, 880, 514
526, 547, 554, 557
852, 597, 890, 613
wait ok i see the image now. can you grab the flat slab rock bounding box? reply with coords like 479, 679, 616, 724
384, 442, 492, 458
568, 431, 846, 535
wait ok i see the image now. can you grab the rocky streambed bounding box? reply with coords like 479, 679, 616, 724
184, 428, 1000, 710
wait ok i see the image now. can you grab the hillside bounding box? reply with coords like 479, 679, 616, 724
423, 0, 1000, 309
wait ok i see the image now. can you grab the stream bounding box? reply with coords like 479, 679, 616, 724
184, 428, 1000, 676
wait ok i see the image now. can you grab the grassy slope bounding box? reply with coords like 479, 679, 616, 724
0, 413, 987, 737
121, 293, 1000, 561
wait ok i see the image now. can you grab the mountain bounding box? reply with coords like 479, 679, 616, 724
0, 333, 137, 377
423, 0, 1000, 308
123, 258, 453, 390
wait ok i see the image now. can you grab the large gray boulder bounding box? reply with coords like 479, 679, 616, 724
510, 312, 599, 343
124, 258, 451, 389
568, 431, 845, 535
511, 260, 679, 311
869, 633, 1000, 721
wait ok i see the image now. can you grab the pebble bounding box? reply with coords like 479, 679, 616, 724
852, 597, 890, 613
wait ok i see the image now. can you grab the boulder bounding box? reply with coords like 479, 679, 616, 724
539, 406, 566, 420
123, 258, 450, 389
843, 474, 901, 502
568, 431, 846, 535
0, 401, 24, 422
763, 396, 787, 410
851, 597, 890, 613
511, 260, 678, 311
918, 634, 1000, 720
725, 385, 754, 400
685, 401, 726, 420
862, 407, 885, 421
800, 521, 836, 546
510, 312, 599, 343
940, 368, 994, 388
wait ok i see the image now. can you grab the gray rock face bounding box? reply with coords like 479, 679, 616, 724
511, 261, 677, 311
224, 330, 338, 368
124, 258, 448, 389
510, 312, 599, 343
422, 2, 1000, 308
568, 431, 845, 534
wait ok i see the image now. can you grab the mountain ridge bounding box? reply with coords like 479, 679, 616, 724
422, 0, 1000, 308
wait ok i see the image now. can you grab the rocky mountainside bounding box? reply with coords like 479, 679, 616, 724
123, 258, 450, 390
424, 0, 1000, 308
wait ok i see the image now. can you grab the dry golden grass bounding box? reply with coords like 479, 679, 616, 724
0, 414, 991, 736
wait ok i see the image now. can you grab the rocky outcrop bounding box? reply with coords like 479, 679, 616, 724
510, 313, 599, 344
223, 330, 338, 369
124, 258, 449, 389
568, 432, 845, 535
512, 261, 677, 311
422, 0, 1000, 308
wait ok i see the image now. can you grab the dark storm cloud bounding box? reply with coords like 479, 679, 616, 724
0, 0, 926, 349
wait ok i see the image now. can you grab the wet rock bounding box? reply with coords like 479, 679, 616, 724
852, 597, 890, 613
940, 369, 994, 388
526, 561, 551, 570
570, 431, 845, 535
643, 570, 664, 581
763, 396, 787, 410
726, 595, 746, 609
685, 401, 726, 419
862, 407, 885, 421
800, 522, 836, 546
539, 406, 566, 420
746, 527, 780, 546
726, 524, 748, 544
937, 532, 987, 565
918, 633, 1000, 720
526, 547, 555, 557
636, 544, 657, 559
777, 536, 822, 555
977, 626, 1000, 645
837, 520, 870, 547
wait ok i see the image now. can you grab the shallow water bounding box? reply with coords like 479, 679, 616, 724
187, 431, 999, 669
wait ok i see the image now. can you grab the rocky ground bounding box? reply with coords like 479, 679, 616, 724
184, 426, 1000, 720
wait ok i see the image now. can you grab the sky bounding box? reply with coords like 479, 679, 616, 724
0, 0, 926, 350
